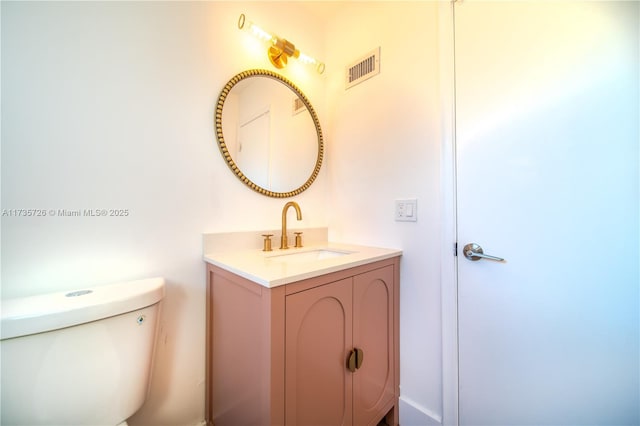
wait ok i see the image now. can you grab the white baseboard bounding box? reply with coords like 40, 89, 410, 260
399, 395, 443, 426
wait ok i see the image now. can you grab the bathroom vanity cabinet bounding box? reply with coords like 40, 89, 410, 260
205, 256, 400, 426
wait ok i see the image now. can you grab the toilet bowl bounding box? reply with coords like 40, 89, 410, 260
0, 277, 165, 426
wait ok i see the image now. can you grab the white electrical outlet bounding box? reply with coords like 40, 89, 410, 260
395, 199, 418, 222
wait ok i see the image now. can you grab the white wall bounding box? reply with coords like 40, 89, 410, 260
324, 3, 445, 424
3, 2, 448, 425
1, 2, 329, 425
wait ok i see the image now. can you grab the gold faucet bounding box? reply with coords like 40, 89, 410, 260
280, 201, 302, 249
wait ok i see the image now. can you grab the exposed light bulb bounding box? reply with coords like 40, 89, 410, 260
297, 53, 316, 64
297, 52, 326, 74
248, 23, 274, 43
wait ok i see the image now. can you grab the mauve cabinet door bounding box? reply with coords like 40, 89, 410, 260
353, 265, 395, 426
285, 278, 354, 426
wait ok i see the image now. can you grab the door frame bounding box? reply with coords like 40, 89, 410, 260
438, 2, 459, 425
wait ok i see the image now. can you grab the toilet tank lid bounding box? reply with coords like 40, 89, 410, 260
1, 277, 165, 340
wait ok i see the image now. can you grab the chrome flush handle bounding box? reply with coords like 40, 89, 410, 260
463, 243, 505, 262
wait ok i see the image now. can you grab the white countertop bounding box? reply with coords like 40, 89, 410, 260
203, 242, 402, 288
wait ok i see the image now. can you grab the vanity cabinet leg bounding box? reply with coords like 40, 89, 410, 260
379, 405, 397, 426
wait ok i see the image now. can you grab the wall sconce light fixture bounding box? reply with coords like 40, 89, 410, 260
238, 13, 325, 74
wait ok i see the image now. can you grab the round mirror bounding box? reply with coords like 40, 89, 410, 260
215, 69, 323, 198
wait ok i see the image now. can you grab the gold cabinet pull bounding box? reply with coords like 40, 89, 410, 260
347, 348, 364, 372
347, 349, 357, 373
355, 348, 364, 370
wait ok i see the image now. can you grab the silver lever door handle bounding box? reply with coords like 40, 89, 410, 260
463, 243, 505, 262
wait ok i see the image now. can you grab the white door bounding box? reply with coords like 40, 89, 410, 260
455, 2, 639, 425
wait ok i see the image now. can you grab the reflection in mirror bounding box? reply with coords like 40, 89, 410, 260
215, 70, 323, 198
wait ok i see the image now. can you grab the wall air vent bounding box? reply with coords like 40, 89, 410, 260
345, 47, 381, 90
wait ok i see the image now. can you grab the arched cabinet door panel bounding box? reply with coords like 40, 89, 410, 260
285, 278, 354, 426
353, 266, 395, 426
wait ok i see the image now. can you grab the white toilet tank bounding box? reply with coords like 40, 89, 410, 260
0, 277, 165, 426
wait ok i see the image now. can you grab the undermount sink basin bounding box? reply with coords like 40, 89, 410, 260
268, 249, 354, 263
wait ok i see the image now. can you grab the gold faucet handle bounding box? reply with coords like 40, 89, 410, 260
262, 234, 274, 252
294, 232, 303, 248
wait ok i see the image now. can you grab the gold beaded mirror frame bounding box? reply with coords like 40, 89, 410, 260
215, 69, 324, 198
